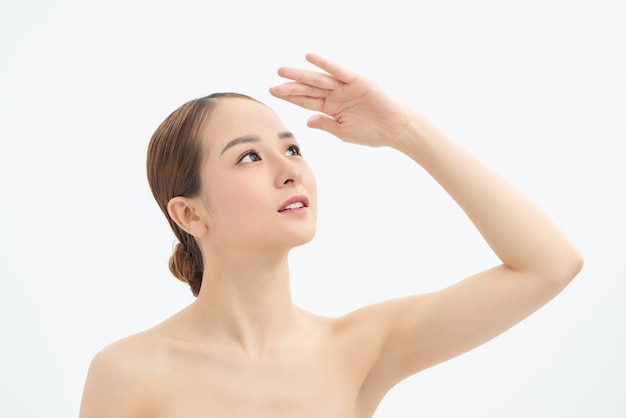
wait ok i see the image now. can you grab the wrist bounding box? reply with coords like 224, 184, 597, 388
387, 111, 438, 158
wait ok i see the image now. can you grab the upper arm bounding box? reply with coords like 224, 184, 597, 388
353, 265, 576, 403
79, 341, 156, 418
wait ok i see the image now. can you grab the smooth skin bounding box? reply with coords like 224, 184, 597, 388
79, 53, 582, 418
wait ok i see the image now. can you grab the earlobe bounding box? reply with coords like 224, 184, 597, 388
167, 197, 209, 237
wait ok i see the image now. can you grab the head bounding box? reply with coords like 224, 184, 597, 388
147, 93, 317, 296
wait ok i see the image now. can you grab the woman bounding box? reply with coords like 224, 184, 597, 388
79, 53, 582, 417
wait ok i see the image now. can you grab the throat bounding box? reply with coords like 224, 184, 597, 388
192, 266, 297, 354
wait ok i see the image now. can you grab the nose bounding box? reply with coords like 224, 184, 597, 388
275, 160, 303, 188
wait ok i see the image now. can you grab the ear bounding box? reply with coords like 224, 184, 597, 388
167, 196, 209, 238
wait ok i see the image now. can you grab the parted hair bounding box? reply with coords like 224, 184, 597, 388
146, 92, 257, 296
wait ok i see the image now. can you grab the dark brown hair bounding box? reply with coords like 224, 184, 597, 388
146, 92, 257, 296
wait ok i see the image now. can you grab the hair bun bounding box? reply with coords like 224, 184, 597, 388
169, 241, 203, 296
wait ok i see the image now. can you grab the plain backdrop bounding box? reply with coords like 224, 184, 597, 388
1, 0, 624, 416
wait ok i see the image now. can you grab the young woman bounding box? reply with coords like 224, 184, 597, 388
79, 53, 583, 417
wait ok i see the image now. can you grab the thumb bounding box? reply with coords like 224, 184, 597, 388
307, 114, 341, 137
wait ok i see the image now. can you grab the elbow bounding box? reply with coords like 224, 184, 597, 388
551, 246, 584, 288
525, 243, 583, 291
568, 248, 584, 281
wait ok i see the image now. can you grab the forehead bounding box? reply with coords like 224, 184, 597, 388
201, 98, 287, 151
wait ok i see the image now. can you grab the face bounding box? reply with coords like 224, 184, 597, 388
192, 98, 317, 254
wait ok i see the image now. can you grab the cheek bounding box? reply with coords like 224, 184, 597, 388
303, 166, 317, 198
207, 177, 267, 222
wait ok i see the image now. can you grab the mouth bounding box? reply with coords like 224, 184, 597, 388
278, 195, 309, 212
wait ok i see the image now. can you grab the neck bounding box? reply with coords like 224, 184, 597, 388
190, 250, 297, 353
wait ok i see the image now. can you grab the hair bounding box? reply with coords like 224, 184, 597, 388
146, 92, 258, 297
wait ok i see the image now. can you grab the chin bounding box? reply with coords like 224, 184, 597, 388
295, 233, 316, 247
290, 228, 317, 247
281, 224, 317, 250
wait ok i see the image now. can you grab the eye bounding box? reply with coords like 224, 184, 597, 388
285, 144, 302, 157
237, 150, 261, 164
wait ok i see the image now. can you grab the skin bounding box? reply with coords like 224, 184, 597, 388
79, 53, 583, 418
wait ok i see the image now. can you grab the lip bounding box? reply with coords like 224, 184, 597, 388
278, 195, 310, 213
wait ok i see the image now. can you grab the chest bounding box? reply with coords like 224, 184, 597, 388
150, 344, 365, 418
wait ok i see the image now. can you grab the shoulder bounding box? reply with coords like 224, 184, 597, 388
79, 331, 167, 417
323, 298, 423, 373
321, 298, 432, 415
331, 296, 427, 344
91, 331, 164, 376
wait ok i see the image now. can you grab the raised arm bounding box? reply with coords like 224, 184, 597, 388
270, 54, 583, 403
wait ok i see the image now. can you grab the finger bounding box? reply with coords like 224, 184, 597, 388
305, 52, 358, 84
269, 89, 325, 113
276, 67, 340, 90
307, 113, 342, 137
269, 82, 331, 99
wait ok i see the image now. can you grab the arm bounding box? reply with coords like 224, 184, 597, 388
270, 54, 583, 396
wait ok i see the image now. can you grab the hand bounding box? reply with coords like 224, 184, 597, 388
270, 53, 413, 148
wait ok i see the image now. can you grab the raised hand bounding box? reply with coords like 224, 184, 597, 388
269, 53, 413, 148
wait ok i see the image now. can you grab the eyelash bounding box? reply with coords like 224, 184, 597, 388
286, 144, 302, 157
237, 149, 261, 164
236, 144, 302, 164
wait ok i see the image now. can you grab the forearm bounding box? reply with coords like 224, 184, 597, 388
391, 112, 582, 280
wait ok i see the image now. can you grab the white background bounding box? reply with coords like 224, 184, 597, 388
1, 0, 624, 416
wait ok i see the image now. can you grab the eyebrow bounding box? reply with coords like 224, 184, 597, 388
220, 131, 295, 155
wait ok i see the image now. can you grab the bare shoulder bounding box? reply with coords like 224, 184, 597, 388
79, 331, 168, 418
90, 331, 166, 378
329, 297, 424, 364
331, 297, 421, 345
